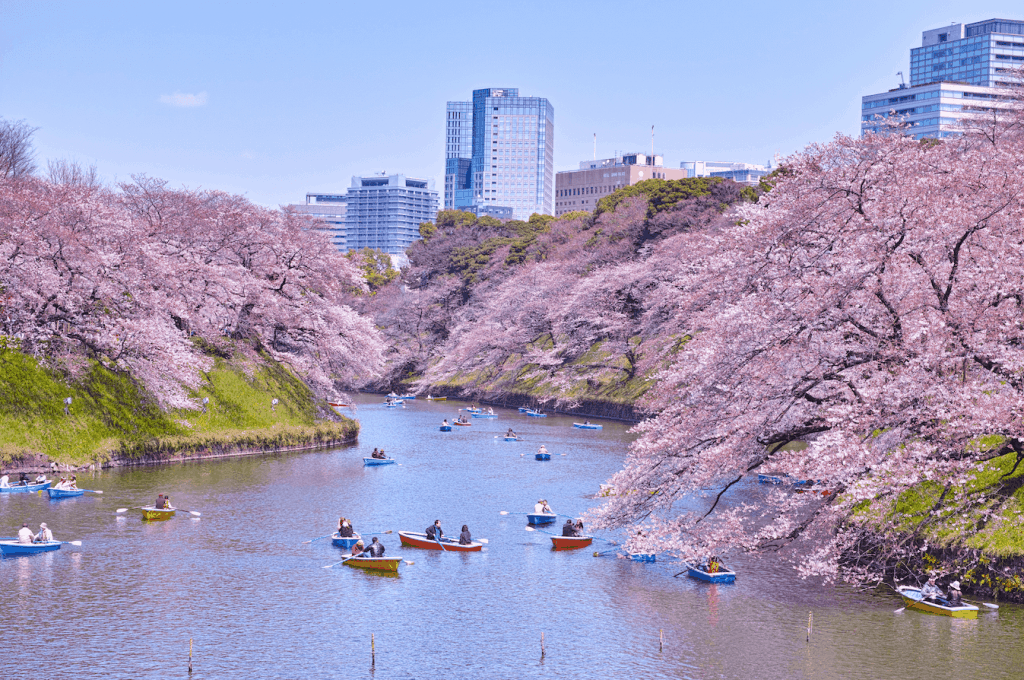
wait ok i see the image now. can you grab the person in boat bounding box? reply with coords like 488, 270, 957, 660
574, 519, 585, 536
54, 477, 66, 490
351, 540, 365, 556
459, 525, 472, 545
69, 475, 78, 490
35, 473, 47, 484
34, 523, 53, 543
537, 445, 548, 457
17, 523, 34, 544
584, 420, 591, 425
442, 419, 449, 426
506, 428, 517, 438
371, 447, 380, 458
338, 517, 355, 537
947, 580, 963, 606
541, 500, 554, 515
163, 496, 174, 510
19, 471, 29, 485
425, 520, 444, 542
0, 474, 9, 488
920, 575, 946, 603
155, 493, 166, 509
562, 519, 575, 537
364, 536, 385, 557
707, 556, 721, 574
459, 415, 468, 424
487, 407, 494, 415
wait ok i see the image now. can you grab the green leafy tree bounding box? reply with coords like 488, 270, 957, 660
347, 248, 398, 293
595, 177, 725, 219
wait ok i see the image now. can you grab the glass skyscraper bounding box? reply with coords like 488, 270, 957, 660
862, 18, 1024, 139
445, 87, 554, 220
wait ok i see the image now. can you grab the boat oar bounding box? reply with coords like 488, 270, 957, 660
83, 489, 103, 494
58, 540, 83, 546
303, 533, 334, 544
964, 599, 999, 610
435, 534, 447, 551
322, 551, 366, 569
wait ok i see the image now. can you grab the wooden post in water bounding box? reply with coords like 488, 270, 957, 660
541, 631, 545, 659
660, 628, 663, 652
806, 612, 812, 642
371, 633, 376, 668
188, 638, 193, 674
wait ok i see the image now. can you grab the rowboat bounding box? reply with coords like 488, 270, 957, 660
550, 535, 593, 550
463, 407, 482, 414
757, 472, 789, 485
535, 453, 551, 461
504, 436, 522, 442
384, 400, 403, 408
426, 396, 447, 401
518, 407, 531, 413
525, 411, 547, 418
687, 562, 736, 583
0, 540, 61, 556
388, 393, 416, 400
332, 533, 361, 549
573, 423, 602, 430
630, 553, 656, 563
440, 425, 452, 432
363, 457, 396, 466
398, 531, 483, 551
344, 555, 403, 572
46, 487, 84, 499
0, 480, 52, 494
471, 413, 498, 418
896, 586, 979, 619
527, 513, 557, 525
141, 506, 176, 521
453, 420, 471, 427
328, 402, 352, 408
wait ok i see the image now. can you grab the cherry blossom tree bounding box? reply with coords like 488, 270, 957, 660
592, 96, 1024, 583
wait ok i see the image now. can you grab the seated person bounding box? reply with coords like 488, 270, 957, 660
351, 540, 365, 556
707, 556, 721, 573
68, 475, 78, 490
370, 447, 380, 458
17, 523, 34, 544
574, 519, 585, 537
920, 575, 947, 603
459, 525, 472, 545
541, 500, 554, 514
0, 474, 9, 488
442, 419, 449, 426
18, 472, 29, 485
507, 428, 516, 438
35, 473, 47, 484
947, 580, 963, 606
377, 449, 386, 459
34, 522, 53, 543
338, 518, 355, 537
562, 519, 575, 537
425, 520, 444, 542
155, 494, 166, 509
365, 536, 385, 557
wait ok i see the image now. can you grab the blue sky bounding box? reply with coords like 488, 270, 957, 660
1, 0, 1021, 207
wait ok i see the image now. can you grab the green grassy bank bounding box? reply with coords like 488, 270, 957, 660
0, 347, 357, 467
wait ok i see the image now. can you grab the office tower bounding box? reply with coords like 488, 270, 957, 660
445, 87, 554, 220
555, 152, 686, 216
343, 174, 438, 255
862, 19, 1024, 139
288, 193, 347, 251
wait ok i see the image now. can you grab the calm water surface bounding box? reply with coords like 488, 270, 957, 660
2, 395, 1022, 679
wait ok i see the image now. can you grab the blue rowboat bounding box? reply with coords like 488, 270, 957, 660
0, 481, 52, 494
400, 394, 416, 400
463, 407, 482, 414
440, 425, 452, 432
46, 487, 84, 499
471, 413, 498, 418
630, 553, 656, 563
504, 436, 522, 442
384, 401, 403, 408
535, 453, 551, 461
686, 562, 735, 583
525, 411, 547, 418
757, 472, 788, 485
527, 513, 557, 525
0, 540, 61, 556
518, 407, 531, 413
573, 423, 602, 430
331, 533, 361, 549
363, 458, 396, 466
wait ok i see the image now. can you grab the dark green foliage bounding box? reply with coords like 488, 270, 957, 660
347, 248, 398, 293
595, 177, 726, 219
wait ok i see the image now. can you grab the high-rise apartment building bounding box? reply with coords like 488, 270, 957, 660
862, 19, 1023, 139
445, 88, 554, 220
555, 152, 685, 216
344, 174, 438, 255
681, 161, 770, 185
288, 193, 347, 251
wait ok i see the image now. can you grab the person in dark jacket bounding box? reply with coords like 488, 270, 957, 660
425, 520, 444, 542
562, 519, 575, 537
338, 517, 355, 537
155, 494, 166, 509
459, 525, 472, 545
365, 536, 385, 557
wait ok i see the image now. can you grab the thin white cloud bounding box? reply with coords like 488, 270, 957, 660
159, 91, 208, 108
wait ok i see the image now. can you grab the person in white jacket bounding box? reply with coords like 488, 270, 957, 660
35, 523, 54, 543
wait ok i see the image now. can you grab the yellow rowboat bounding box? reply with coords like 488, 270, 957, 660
343, 556, 403, 572
425, 395, 447, 401
897, 586, 979, 619
141, 506, 176, 521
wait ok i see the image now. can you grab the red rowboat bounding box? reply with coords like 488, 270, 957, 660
398, 531, 483, 551
453, 420, 472, 427
550, 535, 593, 550
344, 556, 403, 572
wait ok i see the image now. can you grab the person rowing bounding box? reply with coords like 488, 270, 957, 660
17, 523, 34, 544
34, 523, 53, 543
920, 575, 949, 604
18, 472, 29, 485
537, 444, 549, 456
534, 499, 554, 515
371, 448, 386, 460
459, 525, 472, 545
442, 419, 449, 426
425, 519, 444, 542
337, 517, 355, 537
561, 518, 575, 537
364, 536, 385, 557
506, 428, 517, 438
486, 407, 494, 415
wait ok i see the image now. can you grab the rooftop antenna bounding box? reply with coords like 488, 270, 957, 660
897, 71, 906, 89
651, 125, 654, 160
